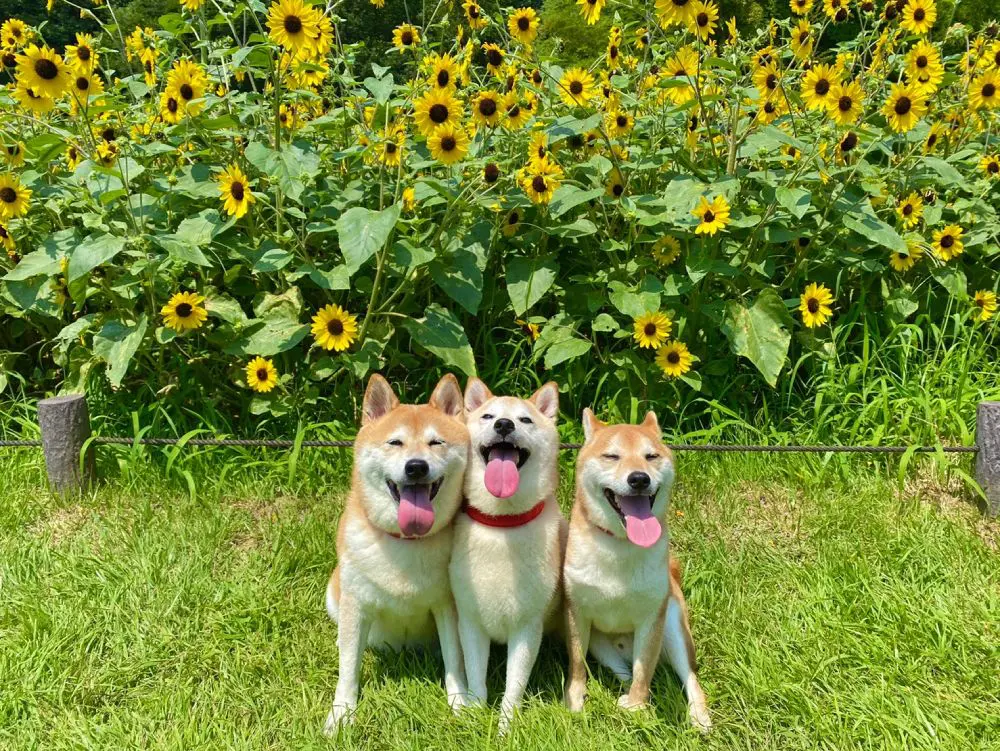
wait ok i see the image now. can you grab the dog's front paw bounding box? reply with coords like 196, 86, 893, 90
448, 692, 473, 714
564, 681, 588, 712
689, 702, 712, 733
323, 703, 355, 735
617, 693, 648, 712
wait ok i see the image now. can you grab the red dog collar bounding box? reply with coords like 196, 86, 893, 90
462, 500, 546, 528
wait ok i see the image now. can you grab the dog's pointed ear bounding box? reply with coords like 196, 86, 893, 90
530, 382, 559, 421
430, 373, 463, 418
640, 410, 660, 434
464, 377, 492, 413
582, 408, 604, 442
362, 374, 399, 425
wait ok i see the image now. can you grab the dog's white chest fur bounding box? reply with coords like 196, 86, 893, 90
564, 529, 670, 634
449, 505, 563, 642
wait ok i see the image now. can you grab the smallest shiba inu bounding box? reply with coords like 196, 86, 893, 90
562, 409, 711, 731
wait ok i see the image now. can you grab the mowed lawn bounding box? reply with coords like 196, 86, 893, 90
1, 448, 997, 750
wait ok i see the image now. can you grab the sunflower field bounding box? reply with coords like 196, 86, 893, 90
0, 0, 998, 427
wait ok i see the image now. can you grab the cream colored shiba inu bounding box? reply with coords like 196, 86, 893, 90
563, 409, 711, 732
324, 373, 470, 734
449, 378, 566, 732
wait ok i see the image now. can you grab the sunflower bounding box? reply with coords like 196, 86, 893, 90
482, 43, 505, 75
461, 0, 487, 30
577, 0, 606, 25
656, 341, 692, 378
95, 141, 118, 168
471, 90, 504, 127
974, 291, 998, 323
799, 283, 834, 328
900, 0, 935, 35
823, 0, 849, 23
140, 48, 158, 87
3, 142, 25, 168
246, 357, 279, 393
790, 20, 814, 60
888, 240, 924, 272
895, 193, 923, 228
311, 304, 358, 351
377, 130, 405, 167
0, 174, 31, 219
15, 44, 70, 99
427, 123, 470, 165
413, 89, 462, 136
501, 208, 522, 236
756, 95, 788, 124
969, 70, 1000, 110
633, 311, 673, 348
826, 80, 863, 125
425, 53, 459, 91
181, 0, 206, 9
520, 157, 563, 204
160, 91, 184, 124
980, 154, 1000, 178
503, 92, 531, 129
68, 71, 104, 113
656, 0, 696, 27
1, 18, 29, 49
652, 236, 682, 265
751, 61, 781, 99
161, 291, 208, 332
528, 132, 549, 164
266, 0, 321, 53
837, 130, 859, 158
165, 59, 208, 115
482, 162, 501, 185
65, 144, 82, 170
687, 1, 719, 42
392, 23, 420, 52
882, 82, 927, 133
801, 64, 839, 112
402, 186, 416, 212
508, 8, 539, 45
790, 0, 813, 14
606, 169, 626, 199
217, 163, 255, 218
692, 195, 730, 235
517, 319, 541, 341
931, 225, 964, 261
0, 221, 13, 255
559, 67, 596, 107
905, 40, 943, 93
923, 122, 945, 153
65, 33, 98, 73
605, 109, 634, 137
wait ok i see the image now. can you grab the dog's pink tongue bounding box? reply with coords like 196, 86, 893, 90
618, 495, 661, 547
398, 484, 435, 537
484, 445, 520, 498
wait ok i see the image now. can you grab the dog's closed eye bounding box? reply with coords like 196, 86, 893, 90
387, 438, 403, 446
429, 438, 444, 447
602, 453, 620, 461
645, 453, 660, 460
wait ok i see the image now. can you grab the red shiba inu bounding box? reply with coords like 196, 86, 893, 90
449, 378, 566, 732
324, 374, 470, 734
562, 409, 711, 731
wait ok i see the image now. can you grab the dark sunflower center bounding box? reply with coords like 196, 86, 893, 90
532, 70, 542, 84
76, 76, 89, 91
609, 45, 618, 58
913, 8, 925, 21
894, 96, 911, 115
798, 236, 810, 248
916, 55, 928, 68
484, 163, 499, 182
612, 183, 623, 196
983, 83, 997, 98
976, 298, 985, 309
838, 95, 853, 111
644, 323, 657, 336
842, 132, 858, 150
7, 145, 18, 156
508, 211, 519, 225
703, 210, 715, 222
667, 351, 680, 364
799, 32, 809, 43
940, 234, 954, 248
0, 226, 7, 238
284, 14, 303, 34
385, 141, 397, 154
429, 103, 448, 123
766, 73, 778, 89
989, 162, 999, 174
616, 115, 628, 127
697, 12, 709, 25
814, 79, 830, 96
102, 127, 115, 142
569, 80, 584, 95
764, 101, 776, 113
176, 302, 193, 318
231, 181, 245, 200
0, 187, 16, 203
35, 58, 59, 80
836, 8, 848, 21
468, 5, 480, 18
673, 0, 689, 6
479, 97, 497, 116
441, 135, 456, 151
927, 133, 937, 147
180, 83, 194, 100
517, 16, 530, 30
167, 97, 179, 113
807, 298, 819, 313
508, 104, 521, 117
2, 53, 16, 68
532, 175, 547, 193
437, 69, 450, 87
327, 319, 344, 336
256, 367, 269, 381
78, 46, 91, 62
487, 49, 503, 67
401, 31, 413, 46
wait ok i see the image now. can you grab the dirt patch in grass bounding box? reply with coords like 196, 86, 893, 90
905, 465, 999, 552
28, 504, 91, 545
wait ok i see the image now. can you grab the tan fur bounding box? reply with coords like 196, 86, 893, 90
563, 410, 710, 730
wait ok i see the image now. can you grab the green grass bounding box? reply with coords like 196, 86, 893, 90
1, 448, 998, 750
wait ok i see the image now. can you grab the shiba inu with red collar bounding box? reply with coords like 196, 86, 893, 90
562, 409, 711, 731
324, 373, 470, 734
449, 378, 566, 732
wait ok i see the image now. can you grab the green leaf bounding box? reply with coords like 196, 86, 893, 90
429, 233, 486, 315
392, 239, 436, 270
591, 313, 619, 332
543, 337, 592, 369
885, 287, 919, 324
548, 186, 604, 218
244, 141, 320, 203
68, 233, 126, 282
364, 74, 394, 105
720, 289, 792, 387
931, 266, 968, 300
609, 277, 662, 318
842, 201, 907, 253
337, 204, 400, 275
93, 315, 148, 387
506, 256, 558, 316
549, 218, 597, 238
775, 187, 811, 219
4, 229, 77, 281
403, 303, 476, 376
205, 295, 247, 324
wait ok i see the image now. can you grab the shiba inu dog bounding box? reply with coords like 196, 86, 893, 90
324, 373, 470, 734
449, 378, 566, 731
562, 409, 711, 731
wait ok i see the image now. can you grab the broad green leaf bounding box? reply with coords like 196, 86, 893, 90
93, 315, 148, 387
842, 201, 907, 253
392, 239, 436, 270
548, 186, 604, 218
224, 319, 309, 357
885, 287, 919, 324
403, 303, 477, 376
506, 256, 558, 316
429, 232, 486, 315
364, 74, 394, 105
591, 313, 619, 332
775, 187, 811, 219
931, 266, 968, 299
68, 233, 126, 281
543, 336, 591, 369
244, 141, 320, 203
609, 277, 662, 318
549, 218, 597, 238
720, 289, 792, 387
337, 204, 400, 275
4, 229, 77, 281
205, 295, 247, 324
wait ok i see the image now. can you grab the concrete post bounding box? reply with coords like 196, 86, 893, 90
977, 401, 1000, 517
38, 394, 95, 493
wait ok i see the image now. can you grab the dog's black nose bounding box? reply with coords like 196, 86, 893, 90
494, 418, 515, 437
405, 459, 429, 480
627, 471, 651, 491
